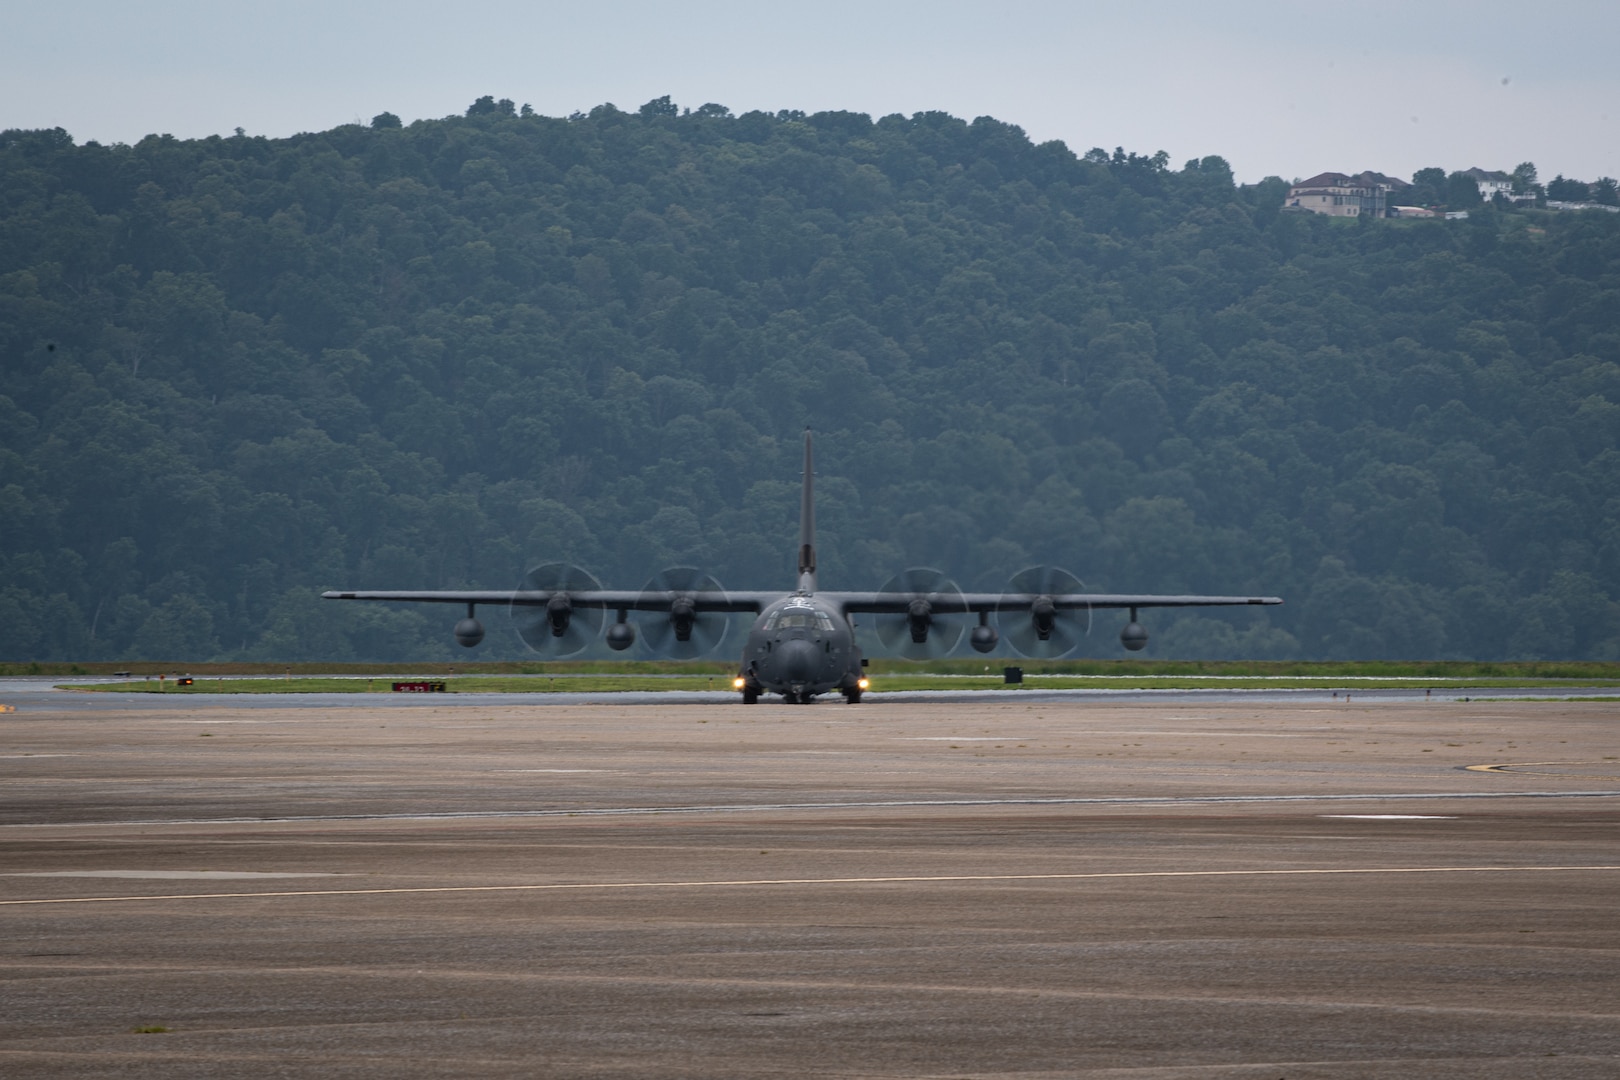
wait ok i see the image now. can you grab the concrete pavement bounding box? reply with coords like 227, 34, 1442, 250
2, 695, 1617, 1076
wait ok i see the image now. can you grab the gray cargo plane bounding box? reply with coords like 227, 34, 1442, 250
324, 431, 1281, 703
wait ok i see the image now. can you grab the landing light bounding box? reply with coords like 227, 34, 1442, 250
857, 677, 870, 690
733, 676, 746, 690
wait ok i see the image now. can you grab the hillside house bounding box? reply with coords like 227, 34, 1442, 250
1463, 167, 1515, 200
1285, 171, 1409, 218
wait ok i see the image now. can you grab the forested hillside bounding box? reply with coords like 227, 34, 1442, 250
3, 99, 1618, 661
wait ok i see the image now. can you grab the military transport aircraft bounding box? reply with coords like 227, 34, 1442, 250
324, 431, 1281, 703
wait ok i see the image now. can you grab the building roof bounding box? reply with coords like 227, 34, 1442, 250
1294, 172, 1351, 189
1290, 170, 1408, 193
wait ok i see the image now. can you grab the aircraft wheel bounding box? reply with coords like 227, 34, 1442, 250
741, 686, 759, 704
843, 688, 862, 704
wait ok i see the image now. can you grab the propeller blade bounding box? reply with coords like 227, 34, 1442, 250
996, 566, 1090, 659
510, 562, 604, 658
637, 567, 729, 659
875, 567, 965, 660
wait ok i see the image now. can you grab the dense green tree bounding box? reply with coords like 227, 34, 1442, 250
1, 105, 1617, 661
1511, 161, 1538, 195
1407, 166, 1447, 207
1547, 175, 1589, 201
1446, 171, 1484, 208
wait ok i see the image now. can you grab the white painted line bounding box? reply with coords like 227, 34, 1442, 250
0, 754, 78, 759
164, 719, 307, 724
1061, 730, 1311, 738
896, 737, 1033, 741
518, 767, 607, 773
3, 789, 1618, 829
4, 865, 1617, 907
5, 870, 347, 880
1320, 815, 1457, 820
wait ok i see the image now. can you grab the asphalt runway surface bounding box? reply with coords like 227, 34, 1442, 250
2, 687, 1618, 1077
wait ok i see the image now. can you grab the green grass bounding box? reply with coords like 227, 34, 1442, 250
892, 658, 1620, 679
60, 675, 738, 694
22, 658, 1620, 681
57, 672, 1620, 694
5, 659, 737, 677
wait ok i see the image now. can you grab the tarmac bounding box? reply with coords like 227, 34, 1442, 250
2, 686, 1618, 1077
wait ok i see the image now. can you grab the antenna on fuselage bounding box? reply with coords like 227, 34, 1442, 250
798, 427, 816, 593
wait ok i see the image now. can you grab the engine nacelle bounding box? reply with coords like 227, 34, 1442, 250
606, 621, 636, 652
907, 598, 933, 643
969, 624, 999, 653
670, 596, 697, 642
454, 617, 485, 648
546, 595, 573, 637
1120, 621, 1148, 651
1030, 597, 1057, 640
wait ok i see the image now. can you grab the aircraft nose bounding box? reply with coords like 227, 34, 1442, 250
779, 638, 817, 682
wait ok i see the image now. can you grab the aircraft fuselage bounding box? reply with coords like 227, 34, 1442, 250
738, 593, 864, 703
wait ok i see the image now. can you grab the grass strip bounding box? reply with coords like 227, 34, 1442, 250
15, 658, 1620, 679
57, 675, 1620, 694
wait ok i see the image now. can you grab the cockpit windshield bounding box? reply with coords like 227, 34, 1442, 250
767, 608, 836, 632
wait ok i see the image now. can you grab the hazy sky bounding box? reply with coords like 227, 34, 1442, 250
4, 1, 1616, 183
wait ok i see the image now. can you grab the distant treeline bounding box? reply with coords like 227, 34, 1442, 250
1, 97, 1617, 661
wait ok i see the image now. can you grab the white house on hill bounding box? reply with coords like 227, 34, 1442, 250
1463, 168, 1515, 200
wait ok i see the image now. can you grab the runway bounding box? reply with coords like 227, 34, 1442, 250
2, 691, 1618, 1076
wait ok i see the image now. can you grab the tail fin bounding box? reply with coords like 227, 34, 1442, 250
797, 427, 816, 593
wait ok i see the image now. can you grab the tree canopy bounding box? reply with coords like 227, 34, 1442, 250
2, 100, 1618, 661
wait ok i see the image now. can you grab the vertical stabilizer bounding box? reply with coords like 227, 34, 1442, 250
797, 428, 816, 593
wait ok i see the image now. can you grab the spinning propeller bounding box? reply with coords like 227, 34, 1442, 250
996, 566, 1091, 658
875, 568, 965, 660
636, 567, 730, 659
509, 562, 604, 658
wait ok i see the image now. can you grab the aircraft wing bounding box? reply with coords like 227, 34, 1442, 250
826, 589, 1280, 657
322, 590, 774, 613
827, 592, 1282, 614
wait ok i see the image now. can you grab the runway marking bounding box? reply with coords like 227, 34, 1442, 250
1060, 730, 1312, 738
4, 870, 347, 880
0, 754, 77, 758
1468, 761, 1620, 781
1469, 760, 1618, 771
1320, 815, 1456, 820
4, 864, 1617, 907
897, 737, 1034, 741
497, 769, 611, 773
4, 788, 1619, 829
165, 719, 306, 724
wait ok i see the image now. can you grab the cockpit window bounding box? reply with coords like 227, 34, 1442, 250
767, 609, 836, 631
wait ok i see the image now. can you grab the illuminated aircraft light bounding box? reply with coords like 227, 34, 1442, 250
857, 677, 870, 690
733, 676, 747, 690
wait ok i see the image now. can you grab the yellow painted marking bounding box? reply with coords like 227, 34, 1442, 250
3, 865, 1618, 907
1467, 761, 1574, 772
1468, 760, 1620, 781
0, 704, 15, 712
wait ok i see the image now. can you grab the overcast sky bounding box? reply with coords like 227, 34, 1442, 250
4, 1, 1615, 184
